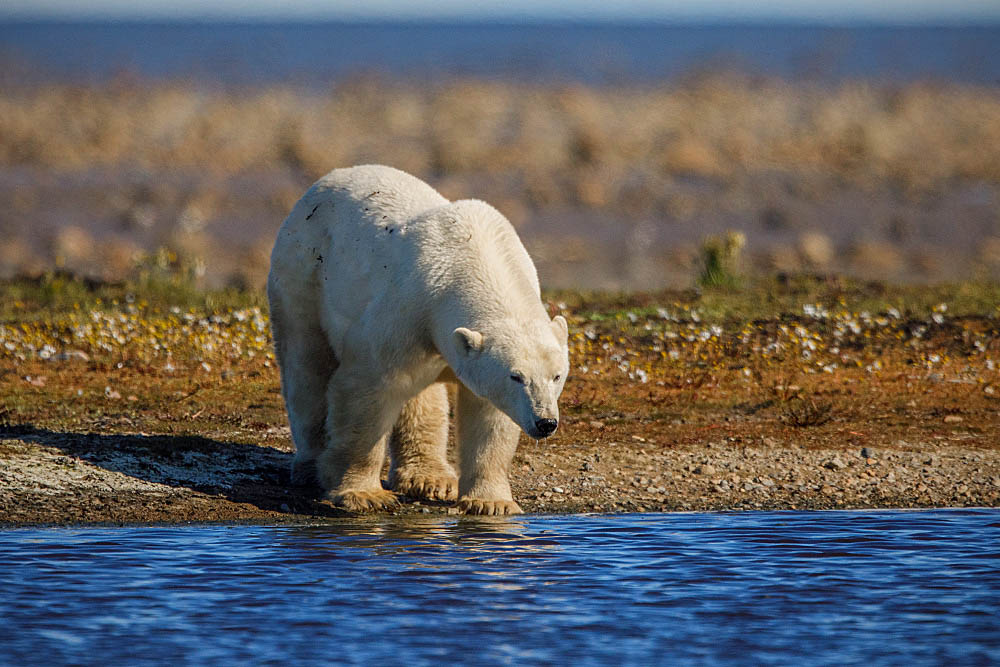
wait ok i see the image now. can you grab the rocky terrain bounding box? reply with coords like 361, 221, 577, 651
2, 277, 997, 525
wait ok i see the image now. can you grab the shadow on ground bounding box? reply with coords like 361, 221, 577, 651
0, 422, 351, 518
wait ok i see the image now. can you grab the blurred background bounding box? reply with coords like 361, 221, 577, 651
1, 1, 999, 290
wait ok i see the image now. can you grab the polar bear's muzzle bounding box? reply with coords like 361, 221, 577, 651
533, 418, 558, 438
525, 418, 558, 439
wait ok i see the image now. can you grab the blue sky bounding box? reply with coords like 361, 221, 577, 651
3, 0, 1000, 23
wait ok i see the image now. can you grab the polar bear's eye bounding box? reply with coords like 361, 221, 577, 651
553, 374, 561, 382
510, 374, 525, 384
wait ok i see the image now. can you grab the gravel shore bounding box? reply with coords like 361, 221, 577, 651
2, 420, 996, 525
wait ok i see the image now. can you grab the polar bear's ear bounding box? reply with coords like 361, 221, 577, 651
550, 315, 568, 344
453, 327, 484, 358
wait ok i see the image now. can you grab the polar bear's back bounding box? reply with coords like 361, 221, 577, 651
314, 164, 449, 220
270, 164, 447, 286
269, 165, 456, 350
269, 165, 543, 356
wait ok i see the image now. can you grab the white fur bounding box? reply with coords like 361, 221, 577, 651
267, 165, 569, 515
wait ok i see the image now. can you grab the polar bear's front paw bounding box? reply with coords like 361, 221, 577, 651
456, 497, 523, 516
331, 489, 400, 512
391, 468, 459, 501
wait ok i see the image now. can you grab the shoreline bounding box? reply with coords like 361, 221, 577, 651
3, 409, 997, 527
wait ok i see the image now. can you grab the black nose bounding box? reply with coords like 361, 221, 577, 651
535, 418, 558, 437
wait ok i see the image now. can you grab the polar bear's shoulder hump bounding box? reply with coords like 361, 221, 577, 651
315, 164, 445, 206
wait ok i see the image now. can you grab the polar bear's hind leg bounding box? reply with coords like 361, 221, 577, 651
269, 294, 338, 490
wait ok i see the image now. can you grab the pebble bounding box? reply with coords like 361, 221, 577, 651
944, 415, 964, 423
861, 447, 873, 459
693, 464, 715, 475
52, 350, 90, 362
823, 456, 848, 470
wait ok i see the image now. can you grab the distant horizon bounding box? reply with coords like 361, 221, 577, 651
4, 16, 1000, 27
2, 0, 1000, 27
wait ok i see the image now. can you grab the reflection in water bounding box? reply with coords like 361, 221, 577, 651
2, 510, 999, 664
284, 514, 538, 552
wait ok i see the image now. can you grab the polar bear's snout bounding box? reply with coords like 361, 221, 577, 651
534, 418, 558, 438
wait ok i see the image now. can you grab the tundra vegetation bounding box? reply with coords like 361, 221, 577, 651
2, 271, 998, 524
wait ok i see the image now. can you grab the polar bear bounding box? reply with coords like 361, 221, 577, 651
267, 165, 568, 515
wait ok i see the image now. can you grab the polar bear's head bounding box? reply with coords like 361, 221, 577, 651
453, 316, 569, 439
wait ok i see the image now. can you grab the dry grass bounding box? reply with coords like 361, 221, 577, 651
780, 397, 835, 428
2, 74, 999, 213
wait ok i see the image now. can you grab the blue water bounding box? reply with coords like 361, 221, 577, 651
2, 510, 999, 665
1, 22, 999, 85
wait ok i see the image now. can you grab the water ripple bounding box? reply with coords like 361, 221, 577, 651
1, 510, 999, 665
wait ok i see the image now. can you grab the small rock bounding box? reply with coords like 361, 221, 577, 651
552, 487, 565, 494
588, 420, 605, 429
823, 457, 847, 470
944, 415, 963, 423
860, 447, 873, 459
581, 462, 595, 472
447, 507, 460, 515
421, 508, 431, 514
53, 350, 90, 362
631, 435, 646, 442
693, 464, 716, 475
